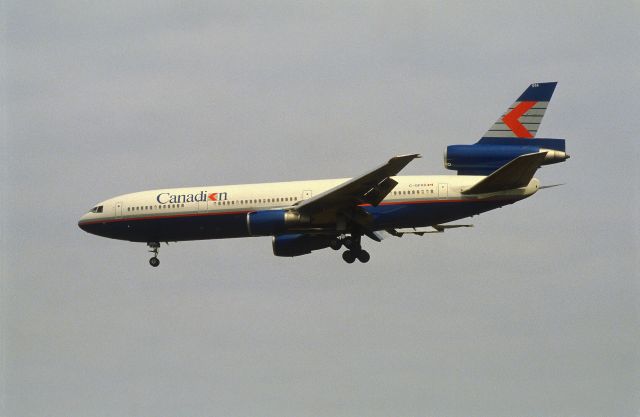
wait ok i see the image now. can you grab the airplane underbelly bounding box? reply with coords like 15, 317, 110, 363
368, 199, 518, 229
89, 213, 251, 242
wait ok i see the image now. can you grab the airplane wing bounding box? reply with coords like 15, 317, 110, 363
295, 153, 421, 216
461, 152, 547, 195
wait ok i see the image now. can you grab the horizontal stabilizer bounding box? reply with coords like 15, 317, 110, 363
461, 152, 547, 195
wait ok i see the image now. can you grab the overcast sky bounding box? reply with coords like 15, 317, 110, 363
2, 1, 639, 416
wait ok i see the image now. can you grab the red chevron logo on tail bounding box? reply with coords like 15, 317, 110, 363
502, 101, 537, 138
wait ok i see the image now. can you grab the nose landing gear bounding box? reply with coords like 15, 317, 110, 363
147, 242, 160, 267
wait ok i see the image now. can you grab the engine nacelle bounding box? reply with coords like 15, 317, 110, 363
246, 210, 310, 236
445, 138, 568, 175
272, 234, 332, 257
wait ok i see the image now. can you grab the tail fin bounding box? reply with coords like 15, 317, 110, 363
483, 82, 557, 139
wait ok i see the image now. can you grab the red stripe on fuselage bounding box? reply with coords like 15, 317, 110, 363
78, 197, 519, 226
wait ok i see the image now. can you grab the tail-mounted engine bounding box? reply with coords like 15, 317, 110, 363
444, 138, 568, 175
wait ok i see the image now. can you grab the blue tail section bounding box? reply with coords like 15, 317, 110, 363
516, 82, 557, 102
446, 82, 567, 175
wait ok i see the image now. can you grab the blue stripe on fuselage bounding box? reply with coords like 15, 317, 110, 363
78, 198, 520, 242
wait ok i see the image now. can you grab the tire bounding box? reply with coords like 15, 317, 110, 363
342, 250, 356, 264
357, 250, 370, 263
329, 239, 342, 250
149, 257, 160, 267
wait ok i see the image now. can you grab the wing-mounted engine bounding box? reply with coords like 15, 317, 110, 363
246, 209, 311, 236
272, 234, 334, 257
445, 138, 568, 175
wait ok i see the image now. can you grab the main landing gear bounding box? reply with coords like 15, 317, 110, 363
330, 234, 370, 264
147, 242, 160, 267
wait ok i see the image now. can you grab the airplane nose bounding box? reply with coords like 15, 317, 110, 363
78, 215, 89, 232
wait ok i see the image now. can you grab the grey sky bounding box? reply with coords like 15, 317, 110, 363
2, 1, 639, 416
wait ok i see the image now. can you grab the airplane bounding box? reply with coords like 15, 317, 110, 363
78, 82, 568, 267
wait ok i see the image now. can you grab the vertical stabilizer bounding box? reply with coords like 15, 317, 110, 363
483, 82, 557, 139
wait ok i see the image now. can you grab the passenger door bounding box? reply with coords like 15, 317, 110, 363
438, 183, 448, 199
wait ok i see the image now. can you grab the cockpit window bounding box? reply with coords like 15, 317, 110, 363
89, 205, 104, 213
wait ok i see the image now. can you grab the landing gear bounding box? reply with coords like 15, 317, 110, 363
341, 249, 370, 264
340, 234, 370, 264
147, 242, 160, 267
342, 250, 356, 263
329, 239, 342, 250
357, 250, 370, 263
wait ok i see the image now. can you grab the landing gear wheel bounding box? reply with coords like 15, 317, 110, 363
329, 239, 342, 250
147, 242, 161, 267
342, 250, 356, 264
357, 250, 370, 263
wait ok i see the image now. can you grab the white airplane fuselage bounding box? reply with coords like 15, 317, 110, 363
78, 174, 539, 243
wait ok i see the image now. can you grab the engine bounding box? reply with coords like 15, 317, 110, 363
246, 209, 310, 236
272, 234, 333, 257
445, 138, 568, 175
